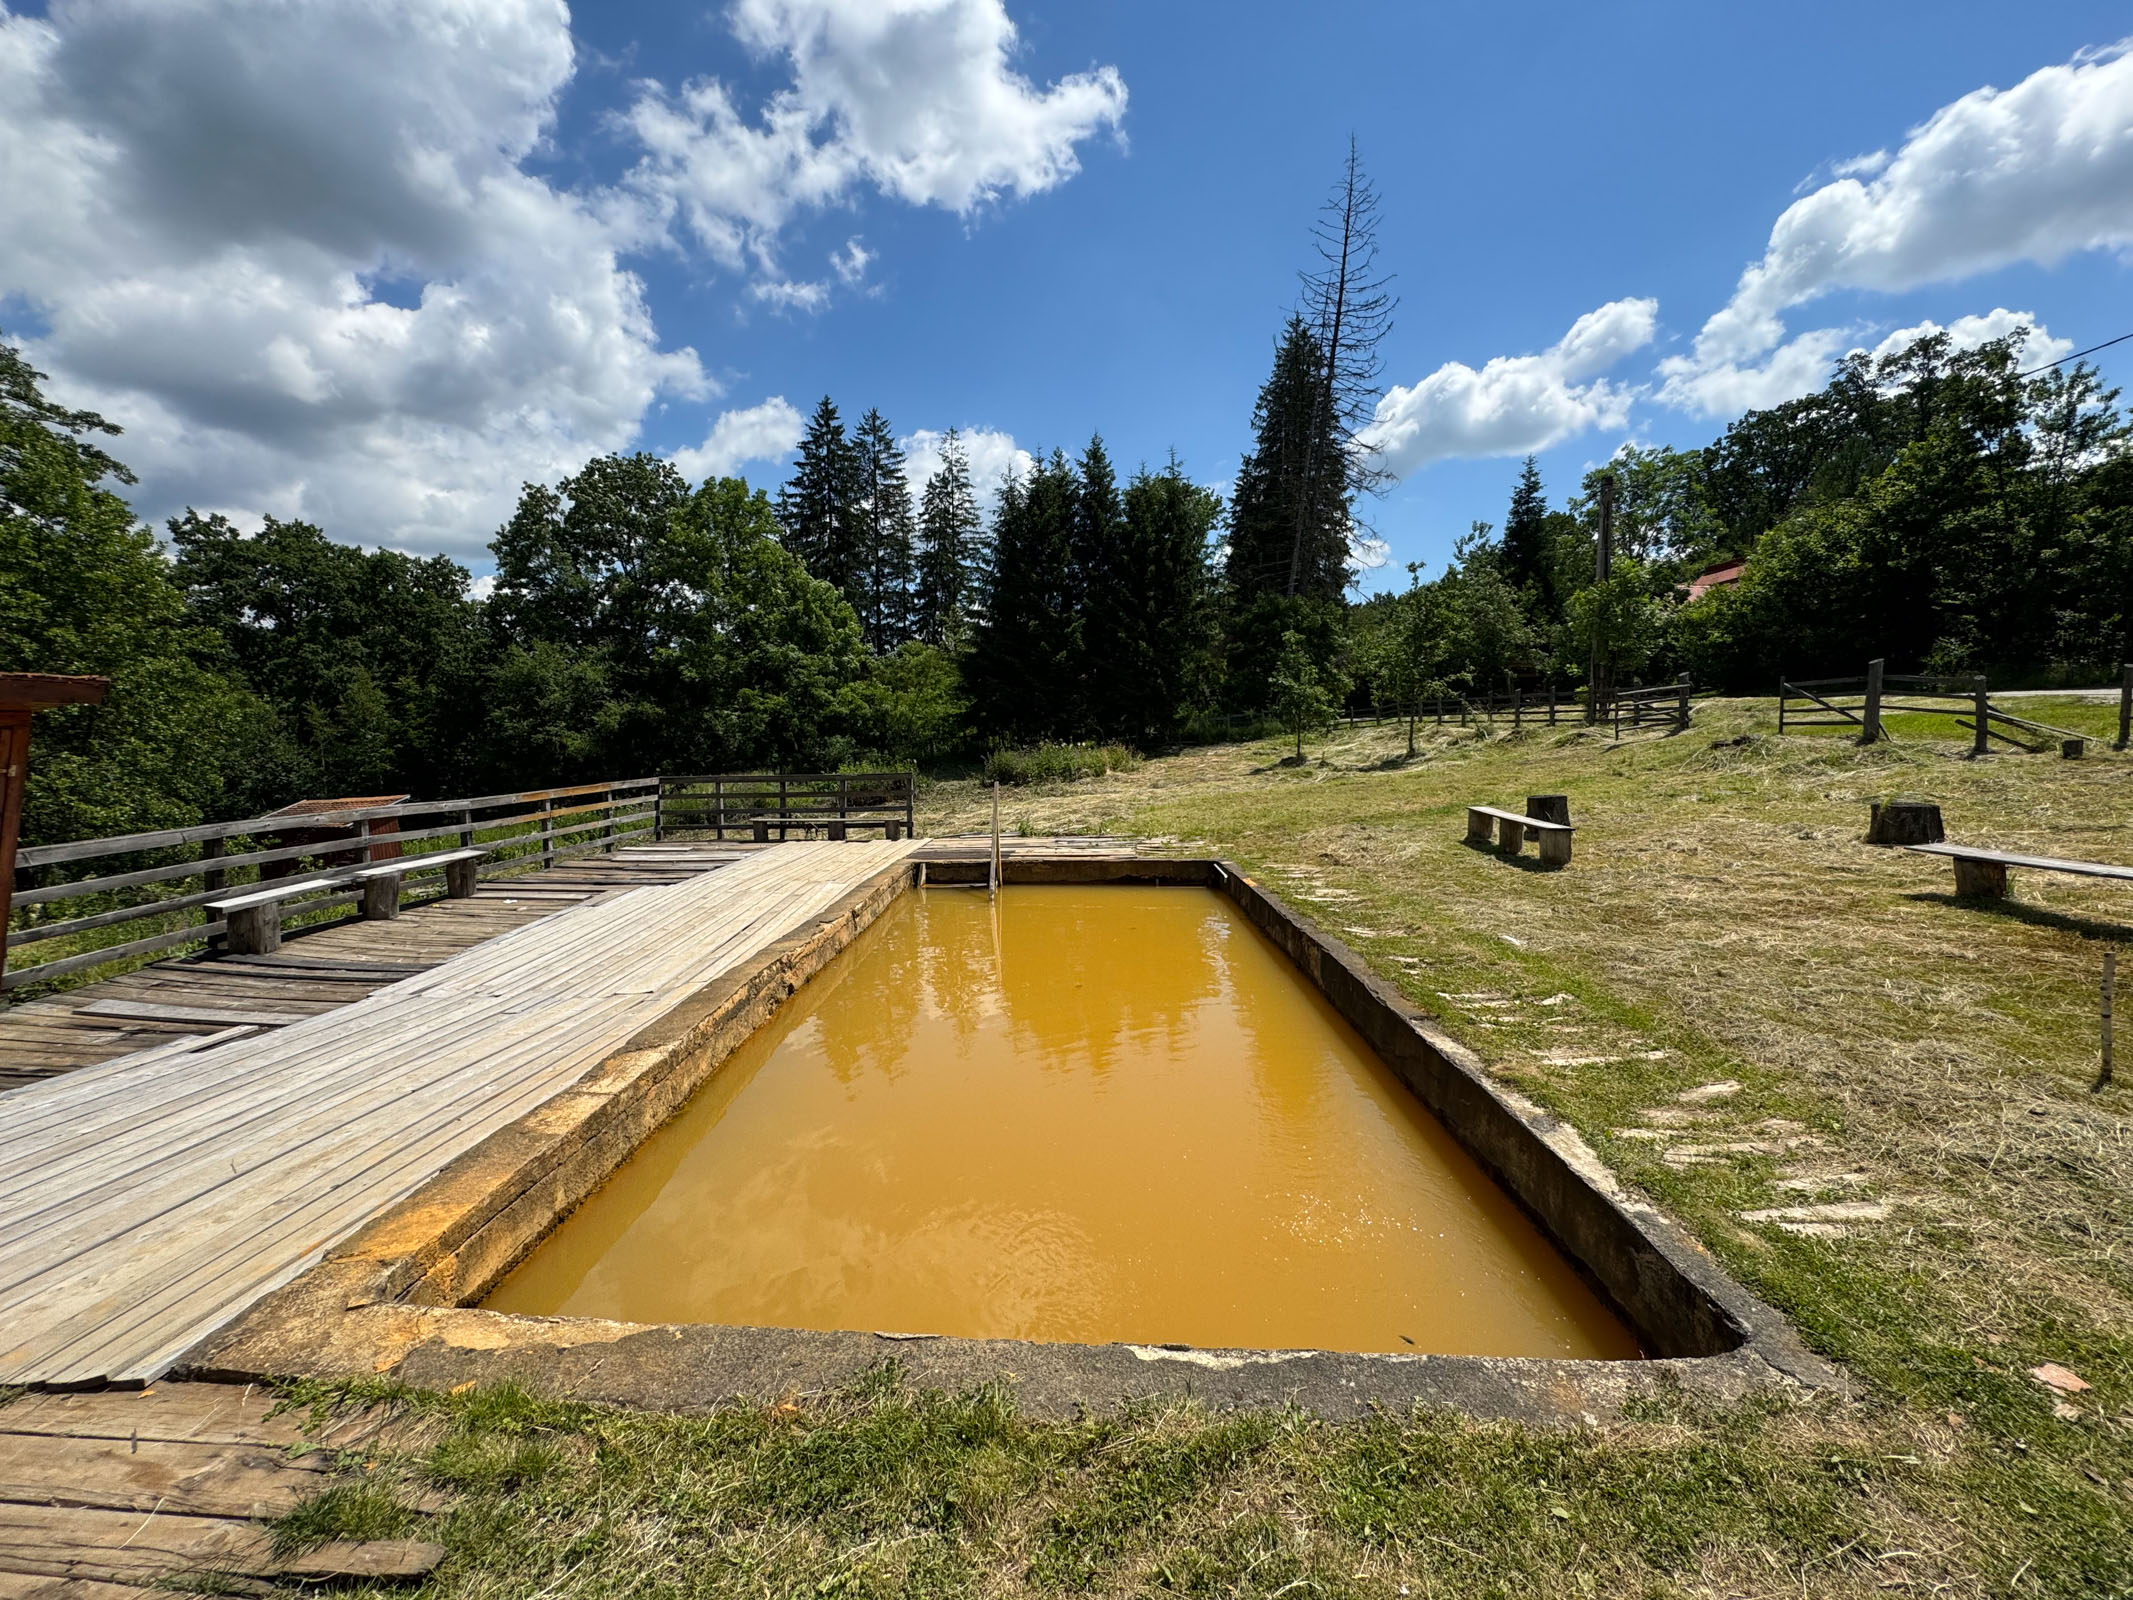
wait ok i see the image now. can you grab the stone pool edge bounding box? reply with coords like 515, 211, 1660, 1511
181, 856, 1842, 1424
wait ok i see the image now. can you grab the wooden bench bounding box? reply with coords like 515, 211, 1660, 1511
208, 847, 490, 953
1466, 804, 1576, 866
1907, 842, 2133, 899
747, 814, 905, 843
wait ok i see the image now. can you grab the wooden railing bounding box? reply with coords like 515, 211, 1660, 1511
4, 779, 658, 991
1778, 660, 2093, 753
657, 772, 916, 840
1612, 677, 1693, 736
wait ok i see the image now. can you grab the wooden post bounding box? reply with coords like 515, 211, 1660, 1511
653, 780, 665, 843
1677, 674, 1691, 731
2098, 950, 2117, 1093
539, 797, 554, 869
2118, 664, 2132, 751
1513, 686, 1523, 729
0, 675, 110, 990
1587, 473, 1614, 723
1972, 674, 1990, 759
713, 777, 726, 841
1778, 680, 1788, 734
990, 782, 1002, 901
458, 807, 473, 850
1859, 658, 1885, 745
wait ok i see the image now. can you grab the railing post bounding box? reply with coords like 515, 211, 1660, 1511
200, 834, 228, 952
1678, 674, 1691, 731
540, 796, 554, 869
603, 785, 616, 853
712, 777, 725, 841
1859, 658, 1885, 745
459, 808, 473, 850
654, 778, 665, 842
1778, 680, 1787, 733
1973, 674, 1990, 758
2119, 663, 2132, 751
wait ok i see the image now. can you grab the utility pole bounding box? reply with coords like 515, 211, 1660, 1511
1586, 474, 1615, 724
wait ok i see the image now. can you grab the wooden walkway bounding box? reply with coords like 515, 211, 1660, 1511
0, 1383, 442, 1590
0, 839, 914, 1387
0, 843, 770, 1093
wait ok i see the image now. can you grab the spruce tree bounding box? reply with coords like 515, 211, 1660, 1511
1086, 457, 1220, 745
850, 408, 915, 651
775, 397, 859, 595
965, 451, 1082, 741
1500, 456, 1557, 618
914, 429, 981, 644
1226, 317, 1347, 605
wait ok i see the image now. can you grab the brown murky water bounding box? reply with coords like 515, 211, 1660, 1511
486, 886, 1639, 1357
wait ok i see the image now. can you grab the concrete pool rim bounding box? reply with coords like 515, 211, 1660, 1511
182, 856, 1840, 1422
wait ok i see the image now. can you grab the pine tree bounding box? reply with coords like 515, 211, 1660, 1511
965, 451, 1082, 740
1226, 317, 1347, 605
914, 429, 982, 644
775, 397, 859, 594
1085, 457, 1220, 745
850, 408, 915, 650
1500, 455, 1557, 617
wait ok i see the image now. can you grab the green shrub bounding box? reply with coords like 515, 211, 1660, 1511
980, 742, 1140, 786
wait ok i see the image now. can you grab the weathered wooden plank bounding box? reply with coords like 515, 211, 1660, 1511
1907, 843, 2133, 880
0, 1432, 327, 1517
0, 1503, 442, 1583
0, 1385, 304, 1449
0, 1569, 168, 1600
74, 1002, 314, 1029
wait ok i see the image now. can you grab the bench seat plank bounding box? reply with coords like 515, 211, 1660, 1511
204, 874, 353, 916
1906, 843, 2133, 881
1466, 805, 1574, 832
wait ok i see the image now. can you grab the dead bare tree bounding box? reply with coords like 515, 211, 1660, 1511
1287, 138, 1396, 596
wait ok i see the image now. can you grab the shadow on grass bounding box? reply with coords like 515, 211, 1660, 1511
1907, 891, 2133, 942
1460, 838, 1568, 875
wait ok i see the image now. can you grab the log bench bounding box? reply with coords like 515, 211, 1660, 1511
1465, 804, 1576, 866
747, 814, 905, 843
208, 847, 490, 953
1907, 842, 2133, 899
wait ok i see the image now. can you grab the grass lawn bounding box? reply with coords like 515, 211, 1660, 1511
230, 700, 2133, 1596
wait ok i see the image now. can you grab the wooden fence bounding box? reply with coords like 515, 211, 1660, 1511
3, 779, 659, 991
1779, 659, 2099, 754
1612, 677, 1693, 736
656, 772, 916, 840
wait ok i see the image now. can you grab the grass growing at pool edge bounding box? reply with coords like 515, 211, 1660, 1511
261, 1371, 2020, 1598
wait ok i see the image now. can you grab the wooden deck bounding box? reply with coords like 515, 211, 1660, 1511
0, 839, 914, 1386
0, 1382, 441, 1589
0, 842, 770, 1093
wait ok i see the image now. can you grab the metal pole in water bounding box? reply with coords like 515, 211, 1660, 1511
990, 781, 1001, 901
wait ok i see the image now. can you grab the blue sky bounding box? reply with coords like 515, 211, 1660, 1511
6, 1, 2133, 591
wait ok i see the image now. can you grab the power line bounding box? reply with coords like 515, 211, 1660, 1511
2019, 330, 2133, 378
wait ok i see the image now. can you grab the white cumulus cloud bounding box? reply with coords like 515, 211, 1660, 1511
1661, 41, 2133, 415
670, 396, 807, 484
0, 0, 1124, 556
1364, 298, 1657, 476
621, 0, 1126, 278
902, 426, 1031, 509
1864, 308, 2072, 368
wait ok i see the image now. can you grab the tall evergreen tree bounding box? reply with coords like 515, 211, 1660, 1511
1500, 456, 1556, 617
1085, 458, 1221, 745
850, 408, 915, 651
965, 451, 1082, 740
775, 397, 860, 595
1226, 316, 1348, 604
913, 429, 982, 644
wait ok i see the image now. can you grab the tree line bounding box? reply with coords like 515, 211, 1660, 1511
1351, 330, 2133, 732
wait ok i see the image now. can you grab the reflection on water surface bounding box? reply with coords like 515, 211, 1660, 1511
486, 886, 1639, 1358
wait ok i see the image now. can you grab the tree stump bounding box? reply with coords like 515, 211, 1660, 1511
2062, 739, 2086, 760
1867, 800, 1944, 846
1526, 794, 1572, 826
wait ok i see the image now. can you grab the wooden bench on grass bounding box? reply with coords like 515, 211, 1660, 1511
747, 813, 905, 843
207, 846, 490, 954
1466, 805, 1576, 866
1907, 842, 2133, 900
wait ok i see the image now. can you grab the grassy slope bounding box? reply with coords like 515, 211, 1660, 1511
243, 699, 2130, 1598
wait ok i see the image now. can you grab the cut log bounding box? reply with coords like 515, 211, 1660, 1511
1526, 794, 1572, 827
1952, 856, 2008, 898
1867, 800, 1945, 847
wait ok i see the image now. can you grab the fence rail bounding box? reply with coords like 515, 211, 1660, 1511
4, 779, 659, 991
1778, 658, 2116, 753
658, 772, 916, 841
1612, 677, 1694, 736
